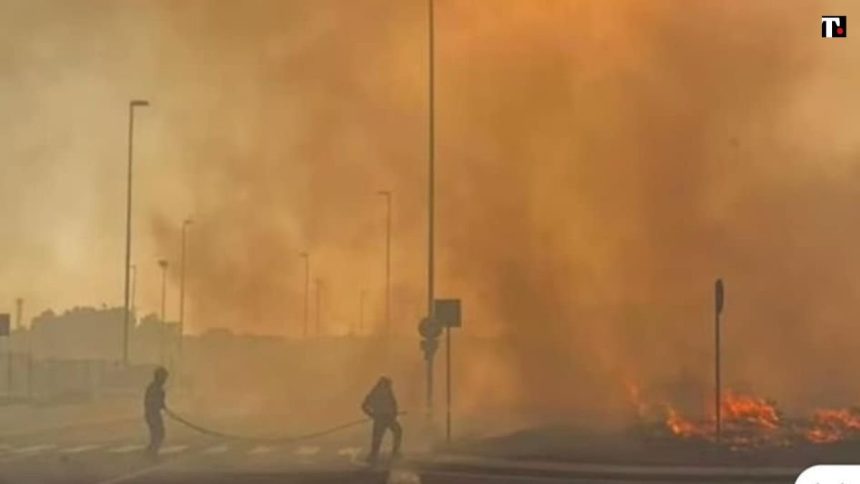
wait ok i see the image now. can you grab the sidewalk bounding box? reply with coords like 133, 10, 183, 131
411, 453, 804, 481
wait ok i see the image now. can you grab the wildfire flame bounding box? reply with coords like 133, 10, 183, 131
806, 408, 860, 444
625, 382, 860, 448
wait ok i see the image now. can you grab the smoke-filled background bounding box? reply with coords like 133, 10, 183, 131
2, 0, 860, 431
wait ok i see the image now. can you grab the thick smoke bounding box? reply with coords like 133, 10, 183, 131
3, 0, 860, 428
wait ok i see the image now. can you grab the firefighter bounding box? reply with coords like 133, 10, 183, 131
361, 376, 402, 463
144, 366, 169, 458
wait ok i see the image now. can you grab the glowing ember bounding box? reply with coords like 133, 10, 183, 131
665, 407, 710, 439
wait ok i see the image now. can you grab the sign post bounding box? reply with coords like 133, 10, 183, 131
434, 299, 461, 444
714, 279, 724, 444
0, 314, 10, 395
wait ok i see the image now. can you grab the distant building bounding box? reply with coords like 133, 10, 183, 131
29, 306, 180, 364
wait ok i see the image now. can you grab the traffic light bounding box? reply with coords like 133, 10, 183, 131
418, 316, 441, 361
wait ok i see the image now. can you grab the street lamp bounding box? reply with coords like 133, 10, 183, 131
424, 0, 438, 422
299, 252, 310, 338
123, 99, 150, 366
377, 190, 392, 337
359, 289, 367, 336
158, 259, 169, 365
179, 219, 193, 345
315, 278, 323, 337
130, 264, 137, 320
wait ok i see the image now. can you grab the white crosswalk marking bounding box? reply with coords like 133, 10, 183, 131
159, 444, 188, 455
248, 445, 277, 455
295, 445, 321, 456
387, 469, 422, 484
14, 444, 55, 454
339, 446, 364, 465
61, 444, 103, 454
109, 444, 145, 454
203, 444, 229, 454
337, 447, 362, 458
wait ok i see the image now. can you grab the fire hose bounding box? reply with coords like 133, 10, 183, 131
164, 408, 406, 444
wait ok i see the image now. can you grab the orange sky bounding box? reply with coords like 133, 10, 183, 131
2, 0, 860, 417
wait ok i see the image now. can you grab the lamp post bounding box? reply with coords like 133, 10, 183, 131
715, 278, 725, 444
179, 219, 193, 349
130, 264, 137, 320
359, 289, 367, 336
299, 252, 310, 338
424, 0, 438, 421
377, 190, 392, 337
158, 259, 169, 365
315, 278, 322, 337
122, 99, 149, 366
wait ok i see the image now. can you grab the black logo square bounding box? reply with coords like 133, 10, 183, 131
822, 16, 847, 38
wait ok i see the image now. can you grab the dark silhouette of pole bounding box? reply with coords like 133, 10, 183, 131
130, 264, 137, 319
426, 0, 436, 422
715, 278, 725, 444
359, 289, 366, 336
179, 219, 193, 351
158, 259, 169, 365
377, 191, 392, 337
14, 298, 22, 331
10, 298, 22, 393
315, 278, 322, 337
123, 99, 149, 366
300, 252, 310, 338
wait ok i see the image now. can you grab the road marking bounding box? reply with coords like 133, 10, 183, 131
61, 444, 103, 454
295, 445, 321, 456
248, 445, 277, 455
338, 446, 364, 465
387, 469, 422, 484
337, 446, 362, 457
108, 444, 145, 454
159, 444, 188, 455
14, 444, 56, 454
203, 444, 229, 454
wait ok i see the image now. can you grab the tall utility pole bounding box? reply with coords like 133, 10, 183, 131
11, 298, 22, 394
158, 259, 169, 366
377, 191, 392, 337
426, 0, 437, 420
300, 252, 310, 338
315, 278, 322, 337
715, 278, 725, 444
130, 264, 137, 318
123, 99, 149, 366
359, 289, 366, 335
14, 298, 22, 331
179, 219, 193, 352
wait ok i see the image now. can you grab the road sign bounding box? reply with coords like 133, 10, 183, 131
715, 279, 724, 315
0, 314, 9, 336
434, 299, 461, 328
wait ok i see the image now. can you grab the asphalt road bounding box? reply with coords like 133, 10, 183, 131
0, 412, 803, 484
0, 412, 410, 484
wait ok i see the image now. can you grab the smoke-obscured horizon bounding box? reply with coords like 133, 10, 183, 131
3, 0, 860, 428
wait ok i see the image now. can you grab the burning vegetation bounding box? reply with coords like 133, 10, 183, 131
627, 383, 860, 449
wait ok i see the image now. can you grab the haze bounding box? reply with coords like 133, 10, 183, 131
1, 0, 859, 428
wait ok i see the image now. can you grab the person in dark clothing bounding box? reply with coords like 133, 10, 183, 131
361, 376, 402, 463
144, 366, 168, 458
